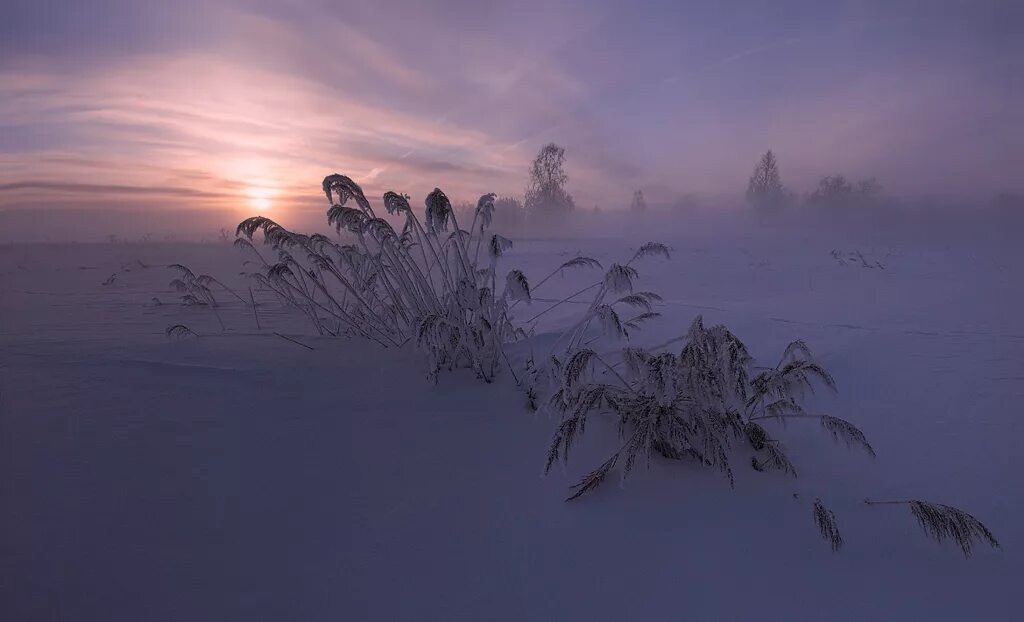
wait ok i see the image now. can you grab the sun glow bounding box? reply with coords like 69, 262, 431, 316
247, 187, 273, 211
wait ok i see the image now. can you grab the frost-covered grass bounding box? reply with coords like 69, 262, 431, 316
172, 174, 1001, 557
1, 205, 1020, 619
229, 176, 553, 382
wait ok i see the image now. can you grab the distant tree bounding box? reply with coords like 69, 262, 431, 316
746, 150, 787, 209
857, 177, 883, 201
809, 175, 854, 205
809, 174, 883, 207
525, 143, 575, 221
630, 190, 647, 212
492, 196, 526, 231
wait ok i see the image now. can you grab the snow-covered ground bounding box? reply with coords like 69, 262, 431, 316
1, 213, 1020, 620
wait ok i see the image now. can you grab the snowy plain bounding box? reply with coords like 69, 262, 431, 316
1, 208, 1020, 620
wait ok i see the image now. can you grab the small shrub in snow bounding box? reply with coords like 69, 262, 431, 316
545, 317, 844, 496
543, 313, 998, 556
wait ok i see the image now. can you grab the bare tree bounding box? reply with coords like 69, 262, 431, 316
808, 174, 883, 207
525, 143, 575, 221
630, 189, 647, 212
809, 174, 854, 205
746, 150, 786, 209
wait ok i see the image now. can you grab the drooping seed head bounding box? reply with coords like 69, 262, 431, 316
475, 193, 497, 231
383, 191, 412, 215
425, 187, 452, 233
322, 174, 362, 205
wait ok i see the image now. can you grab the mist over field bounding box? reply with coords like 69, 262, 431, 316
2, 1, 1022, 620
1, 189, 1020, 245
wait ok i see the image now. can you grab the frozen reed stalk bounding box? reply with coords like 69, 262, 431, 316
864, 499, 999, 557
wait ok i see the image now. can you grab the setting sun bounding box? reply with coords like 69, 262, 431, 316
246, 187, 273, 211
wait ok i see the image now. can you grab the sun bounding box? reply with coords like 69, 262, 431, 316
246, 187, 273, 211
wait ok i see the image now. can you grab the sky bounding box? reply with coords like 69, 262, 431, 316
1, 0, 1021, 219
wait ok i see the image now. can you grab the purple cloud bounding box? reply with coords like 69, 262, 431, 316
1, 0, 1020, 217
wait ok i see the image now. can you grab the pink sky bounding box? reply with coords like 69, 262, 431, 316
1, 0, 1020, 219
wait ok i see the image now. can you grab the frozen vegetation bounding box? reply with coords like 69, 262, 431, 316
1, 172, 1021, 619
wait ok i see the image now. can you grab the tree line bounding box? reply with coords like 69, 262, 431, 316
483, 144, 885, 226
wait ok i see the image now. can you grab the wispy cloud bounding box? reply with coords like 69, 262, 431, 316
662, 36, 803, 85
0, 181, 231, 197
1, 0, 1020, 218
